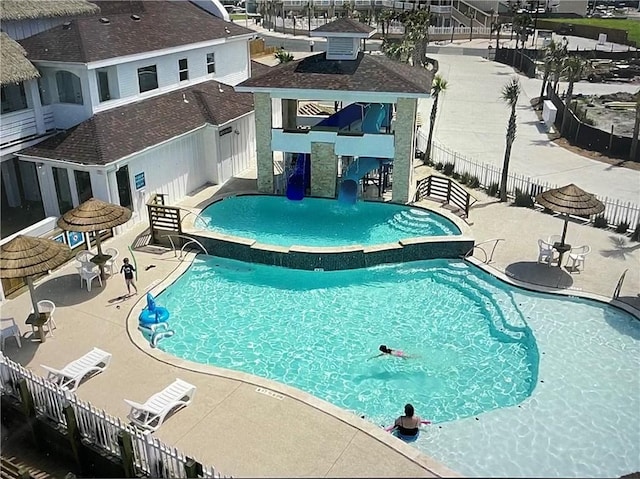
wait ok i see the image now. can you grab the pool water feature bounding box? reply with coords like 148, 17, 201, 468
194, 195, 461, 247
154, 256, 640, 478
158, 257, 537, 425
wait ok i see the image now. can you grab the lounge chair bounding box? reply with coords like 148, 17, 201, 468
124, 379, 196, 431
41, 347, 112, 391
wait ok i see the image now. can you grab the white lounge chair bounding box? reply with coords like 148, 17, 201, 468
41, 347, 112, 391
568, 245, 591, 272
124, 379, 196, 431
1, 318, 22, 349
537, 239, 557, 267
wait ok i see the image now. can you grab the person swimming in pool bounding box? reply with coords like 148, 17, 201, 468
384, 403, 431, 439
368, 344, 409, 360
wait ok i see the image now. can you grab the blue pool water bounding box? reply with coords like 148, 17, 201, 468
157, 256, 538, 425
154, 256, 640, 478
194, 195, 461, 247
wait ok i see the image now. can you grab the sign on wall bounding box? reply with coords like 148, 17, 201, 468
134, 172, 146, 190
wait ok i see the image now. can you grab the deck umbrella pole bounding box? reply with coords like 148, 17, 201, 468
560, 214, 569, 246
26, 276, 40, 314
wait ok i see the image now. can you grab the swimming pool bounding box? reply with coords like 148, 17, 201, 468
154, 256, 640, 478
194, 195, 461, 247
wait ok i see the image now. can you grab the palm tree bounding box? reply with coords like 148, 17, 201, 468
630, 90, 640, 161
539, 39, 567, 102
500, 78, 521, 202
425, 75, 448, 163
512, 12, 532, 70
275, 49, 294, 64
560, 55, 586, 136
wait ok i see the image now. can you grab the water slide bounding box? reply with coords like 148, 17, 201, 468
338, 104, 390, 205
286, 103, 365, 201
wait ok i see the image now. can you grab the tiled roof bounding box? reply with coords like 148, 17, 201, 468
237, 53, 432, 95
21, 81, 254, 166
312, 17, 375, 35
250, 60, 273, 78
18, 1, 254, 63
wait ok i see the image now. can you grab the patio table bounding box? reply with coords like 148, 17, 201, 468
26, 312, 51, 343
553, 242, 572, 266
90, 253, 112, 281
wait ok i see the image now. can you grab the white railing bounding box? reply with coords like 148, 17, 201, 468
0, 108, 38, 145
0, 353, 228, 478
417, 133, 640, 231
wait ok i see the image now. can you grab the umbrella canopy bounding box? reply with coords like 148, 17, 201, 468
536, 184, 605, 247
0, 235, 71, 313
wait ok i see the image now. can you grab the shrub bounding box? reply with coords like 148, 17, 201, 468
513, 188, 534, 208
486, 182, 499, 198
434, 162, 444, 171
615, 221, 630, 234
631, 223, 640, 242
443, 162, 455, 176
459, 172, 471, 185
467, 176, 480, 188
452, 172, 461, 180
592, 214, 608, 229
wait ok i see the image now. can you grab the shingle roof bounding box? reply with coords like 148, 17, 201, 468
0, 0, 99, 21
312, 17, 375, 35
21, 81, 255, 166
237, 53, 432, 95
0, 33, 40, 85
18, 1, 254, 63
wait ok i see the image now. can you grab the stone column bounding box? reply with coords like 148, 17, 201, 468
310, 142, 337, 198
254, 92, 273, 193
392, 97, 418, 204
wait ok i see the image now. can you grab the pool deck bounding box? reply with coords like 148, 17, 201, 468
2, 168, 638, 477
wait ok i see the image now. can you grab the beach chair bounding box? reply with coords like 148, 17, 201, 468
124, 379, 196, 431
41, 347, 112, 391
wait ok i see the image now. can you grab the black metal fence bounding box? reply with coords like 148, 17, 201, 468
494, 48, 538, 78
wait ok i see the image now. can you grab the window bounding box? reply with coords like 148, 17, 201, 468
74, 170, 93, 204
97, 70, 110, 102
137, 65, 158, 93
52, 167, 73, 214
206, 52, 215, 74
1, 83, 28, 113
178, 58, 189, 82
55, 71, 83, 104
116, 165, 133, 210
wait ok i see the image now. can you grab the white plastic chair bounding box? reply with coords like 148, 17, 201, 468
537, 239, 557, 267
0, 318, 22, 349
568, 245, 591, 272
104, 247, 119, 276
41, 347, 112, 391
547, 234, 562, 246
77, 264, 102, 292
124, 379, 197, 431
29, 300, 57, 338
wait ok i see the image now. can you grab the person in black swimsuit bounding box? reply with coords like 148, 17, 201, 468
385, 403, 431, 437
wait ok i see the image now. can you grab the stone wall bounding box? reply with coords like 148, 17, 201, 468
310, 142, 338, 198
392, 97, 418, 204
254, 92, 273, 193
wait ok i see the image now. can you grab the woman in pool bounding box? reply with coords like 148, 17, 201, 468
369, 344, 410, 360
385, 403, 431, 441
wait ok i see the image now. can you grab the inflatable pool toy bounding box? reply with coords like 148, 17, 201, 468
138, 293, 170, 325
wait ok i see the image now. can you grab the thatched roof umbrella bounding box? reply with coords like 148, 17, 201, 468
535, 184, 605, 248
0, 33, 40, 86
0, 235, 71, 314
0, 0, 99, 21
57, 198, 132, 261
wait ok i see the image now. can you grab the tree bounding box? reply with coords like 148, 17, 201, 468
630, 90, 640, 161
403, 8, 433, 68
539, 39, 566, 102
560, 55, 586, 136
381, 38, 410, 63
500, 78, 521, 202
377, 9, 395, 37
512, 12, 532, 70
275, 49, 294, 64
425, 75, 448, 163
551, 37, 569, 93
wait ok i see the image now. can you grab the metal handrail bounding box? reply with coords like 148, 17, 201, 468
164, 234, 209, 259
464, 238, 505, 264
613, 269, 628, 299
180, 209, 210, 228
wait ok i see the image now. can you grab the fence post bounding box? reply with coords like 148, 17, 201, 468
117, 431, 136, 478
17, 378, 41, 449
184, 458, 203, 478
63, 404, 84, 474
609, 125, 614, 152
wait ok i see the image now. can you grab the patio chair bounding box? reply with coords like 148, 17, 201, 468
75, 250, 93, 266
29, 300, 57, 338
0, 318, 22, 349
41, 347, 112, 391
104, 247, 119, 276
547, 234, 562, 245
567, 245, 591, 272
537, 239, 557, 267
77, 264, 102, 292
124, 379, 197, 431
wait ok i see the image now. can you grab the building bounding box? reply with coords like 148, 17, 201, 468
235, 17, 432, 204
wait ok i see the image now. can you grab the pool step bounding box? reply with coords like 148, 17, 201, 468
386, 209, 456, 236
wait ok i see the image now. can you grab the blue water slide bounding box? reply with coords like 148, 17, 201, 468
338, 104, 391, 204
286, 103, 364, 200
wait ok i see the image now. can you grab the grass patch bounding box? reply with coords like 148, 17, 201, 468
230, 13, 248, 20
544, 18, 640, 45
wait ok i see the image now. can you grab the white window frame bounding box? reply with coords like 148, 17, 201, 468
206, 52, 216, 74
178, 58, 189, 82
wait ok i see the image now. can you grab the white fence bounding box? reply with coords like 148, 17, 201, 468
0, 353, 227, 479
417, 132, 640, 230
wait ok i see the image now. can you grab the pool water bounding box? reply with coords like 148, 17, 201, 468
157, 257, 537, 425
194, 195, 461, 247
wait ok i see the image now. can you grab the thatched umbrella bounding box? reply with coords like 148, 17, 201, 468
536, 183, 605, 251
57, 198, 132, 275
0, 33, 40, 86
0, 235, 71, 314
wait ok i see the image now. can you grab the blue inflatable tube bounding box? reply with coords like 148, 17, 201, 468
138, 292, 170, 325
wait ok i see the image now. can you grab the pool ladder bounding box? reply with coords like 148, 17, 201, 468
164, 234, 209, 260
463, 238, 505, 264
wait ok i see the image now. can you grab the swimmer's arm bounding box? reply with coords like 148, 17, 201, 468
367, 353, 384, 360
